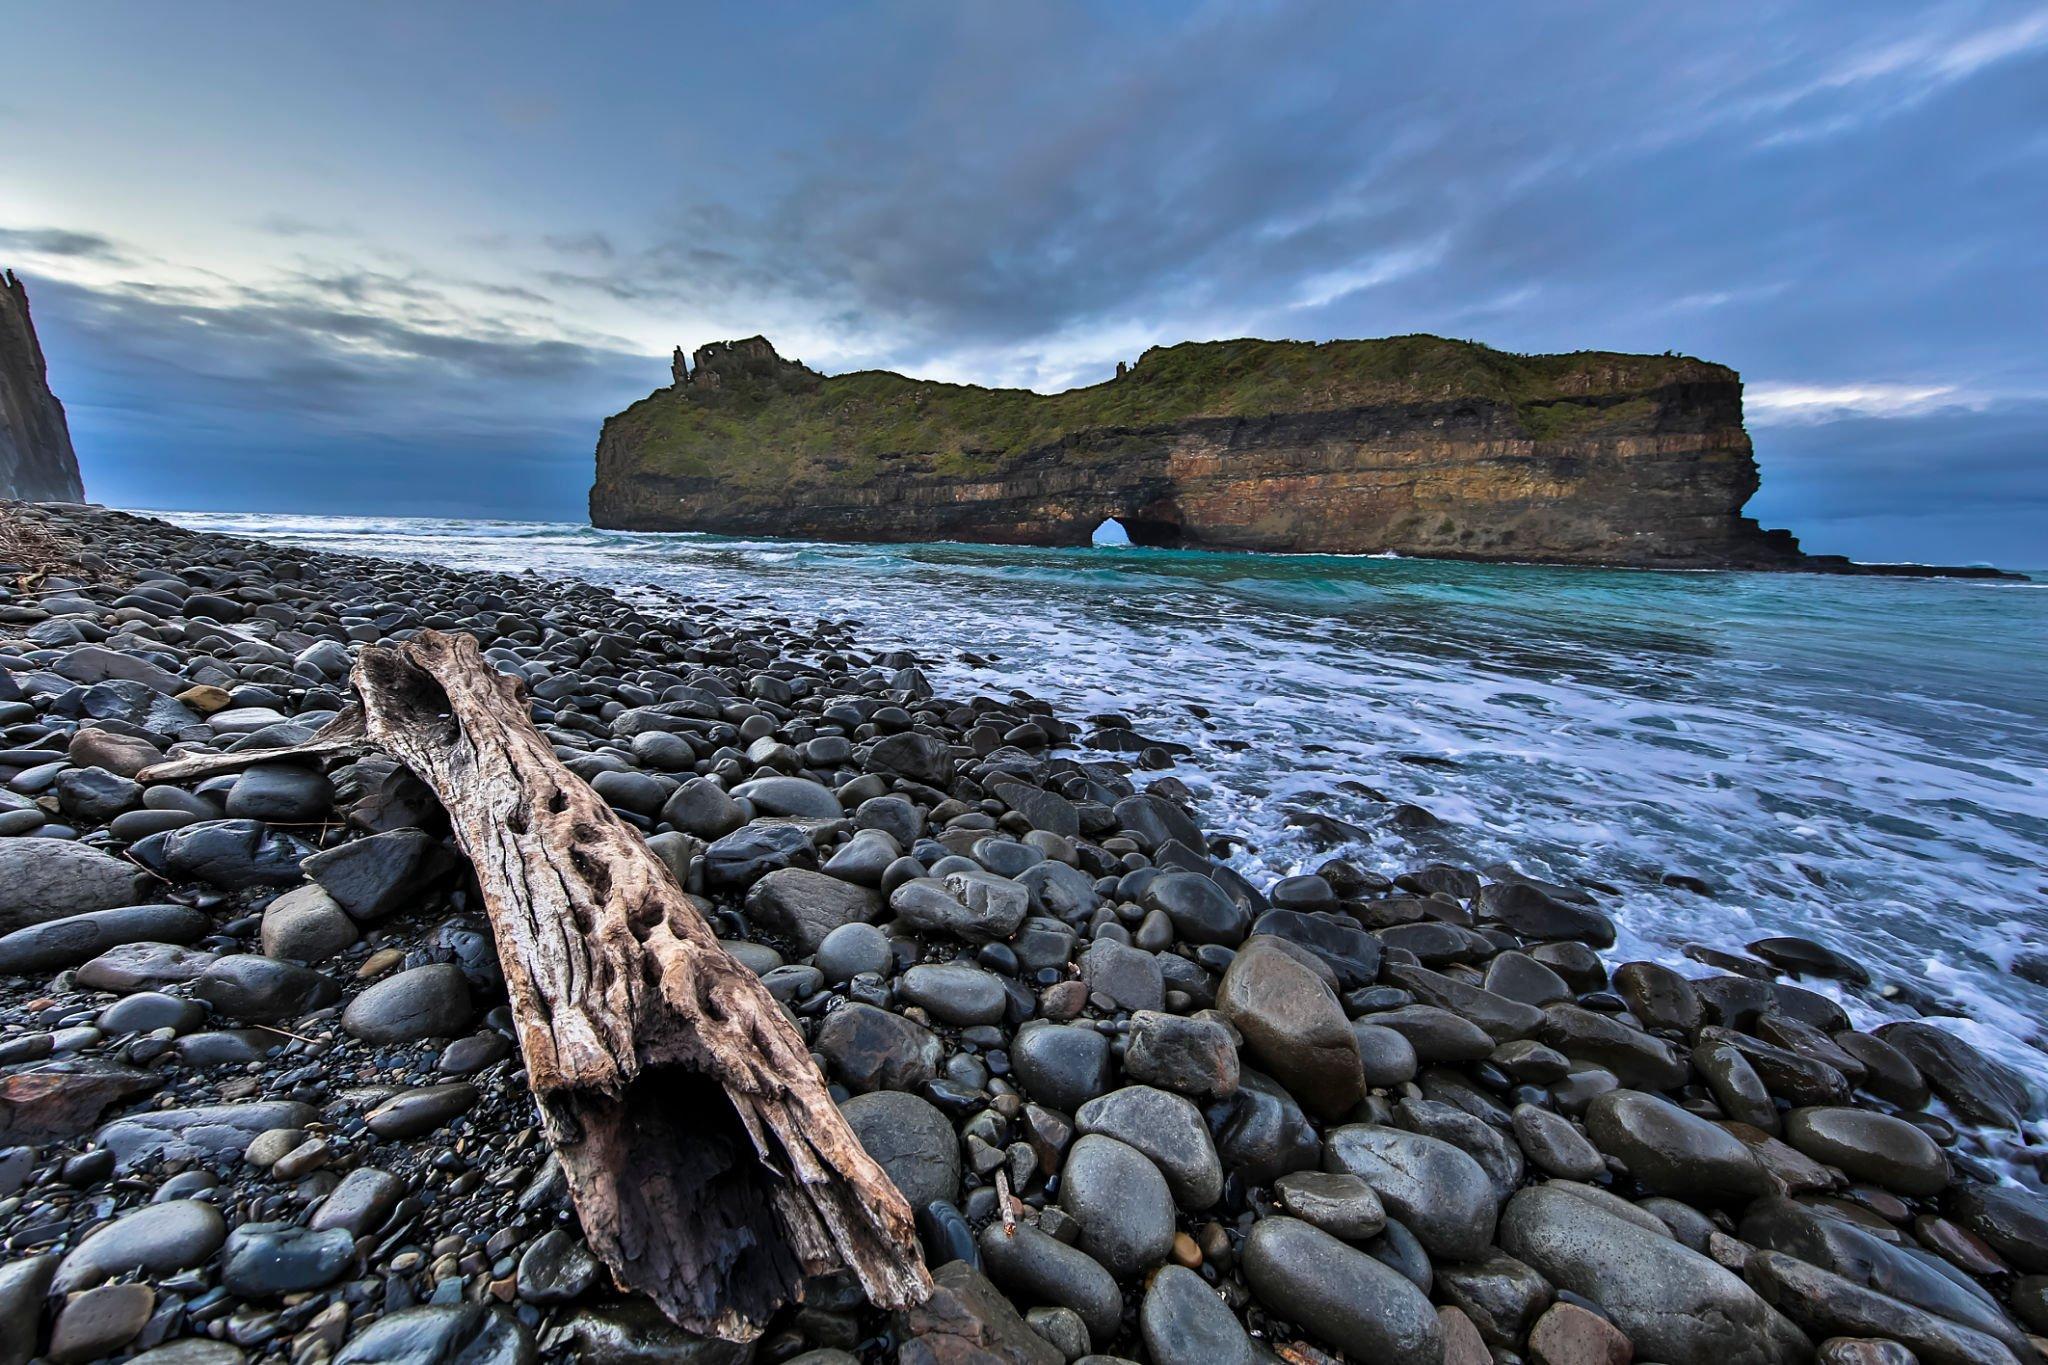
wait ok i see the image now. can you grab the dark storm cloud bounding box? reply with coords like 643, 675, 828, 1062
0, 227, 127, 263
7, 1, 2043, 555
18, 265, 664, 517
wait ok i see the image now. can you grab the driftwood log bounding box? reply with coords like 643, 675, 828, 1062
145, 630, 931, 1339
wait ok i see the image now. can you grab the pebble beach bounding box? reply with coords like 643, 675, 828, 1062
0, 500, 2042, 1365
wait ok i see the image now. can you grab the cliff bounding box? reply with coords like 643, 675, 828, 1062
589, 334, 1980, 573
0, 272, 85, 504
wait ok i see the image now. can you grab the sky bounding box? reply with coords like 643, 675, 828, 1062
3, 2, 2044, 565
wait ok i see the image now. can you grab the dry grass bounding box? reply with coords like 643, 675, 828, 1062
0, 506, 86, 587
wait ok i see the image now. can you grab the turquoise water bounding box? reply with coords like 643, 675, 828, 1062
160, 511, 2048, 1124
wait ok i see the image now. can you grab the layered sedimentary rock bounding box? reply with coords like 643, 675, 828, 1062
0, 271, 86, 503
593, 334, 1815, 568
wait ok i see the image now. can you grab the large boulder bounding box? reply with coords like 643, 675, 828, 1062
0, 839, 141, 932
1499, 1184, 1809, 1365
743, 868, 881, 953
1242, 1215, 1442, 1365
1323, 1124, 1499, 1261
1218, 936, 1362, 1120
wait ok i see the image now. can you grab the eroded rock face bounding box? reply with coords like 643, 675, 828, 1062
592, 334, 1804, 568
0, 272, 85, 503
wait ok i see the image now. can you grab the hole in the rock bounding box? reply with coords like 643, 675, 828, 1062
1093, 514, 1182, 548
1090, 517, 1132, 547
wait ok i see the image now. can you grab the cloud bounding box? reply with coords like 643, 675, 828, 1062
1747, 383, 1970, 424
0, 227, 127, 263
6, 1, 2044, 555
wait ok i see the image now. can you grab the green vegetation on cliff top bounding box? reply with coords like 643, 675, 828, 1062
599, 334, 1732, 492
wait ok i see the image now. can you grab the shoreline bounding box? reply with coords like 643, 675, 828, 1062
0, 500, 2042, 1364
126, 507, 2045, 587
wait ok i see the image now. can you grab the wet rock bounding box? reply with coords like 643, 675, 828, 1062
1815, 1341, 1919, 1365
979, 1221, 1122, 1347
517, 1229, 602, 1305
1012, 1023, 1114, 1113
841, 1090, 960, 1210
0, 838, 140, 930
1830, 1031, 1929, 1110
343, 962, 474, 1043
1784, 1106, 1949, 1196
53, 1198, 227, 1292
193, 953, 342, 1021
890, 872, 1029, 944
1746, 1251, 2015, 1365
1242, 1215, 1442, 1365
864, 732, 955, 786
1693, 1034, 1781, 1132
899, 961, 1009, 1026
1219, 936, 1362, 1120
1215, 1069, 1322, 1186
1500, 1184, 1809, 1365
1354, 1022, 1421, 1087
333, 1304, 537, 1365
1122, 1010, 1238, 1100
49, 1283, 153, 1364
1140, 1263, 1255, 1365
1076, 939, 1163, 1012
156, 819, 314, 889
98, 1099, 318, 1168
220, 1221, 355, 1296
815, 1002, 942, 1094
895, 1259, 1062, 1365
1274, 1170, 1387, 1239
259, 884, 358, 963
1437, 1253, 1554, 1347
1612, 961, 1704, 1034
1584, 1089, 1770, 1201
1739, 1196, 2030, 1354
0, 903, 207, 974
1075, 1086, 1222, 1209
1384, 962, 1542, 1042
1875, 1022, 2039, 1130
1478, 881, 1615, 946
1058, 1134, 1177, 1277
1949, 1182, 2048, 1274
1138, 870, 1249, 947
365, 1081, 479, 1139
1749, 936, 1870, 984
304, 827, 453, 920
745, 868, 882, 952
1512, 1103, 1605, 1181
226, 763, 334, 822
1537, 1005, 1687, 1091
1369, 1006, 1494, 1064
1111, 794, 1202, 856
1323, 1124, 1499, 1261
1252, 908, 1382, 987
1528, 1301, 1632, 1365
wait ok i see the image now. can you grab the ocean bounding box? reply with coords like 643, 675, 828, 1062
158, 510, 2048, 1133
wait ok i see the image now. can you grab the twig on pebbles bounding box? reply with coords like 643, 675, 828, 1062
995, 1167, 1017, 1236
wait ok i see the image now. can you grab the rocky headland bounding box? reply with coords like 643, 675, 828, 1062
0, 274, 86, 505
0, 499, 2042, 1365
590, 336, 2008, 576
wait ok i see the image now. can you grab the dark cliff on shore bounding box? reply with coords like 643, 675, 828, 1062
590, 335, 2009, 576
0, 271, 86, 504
